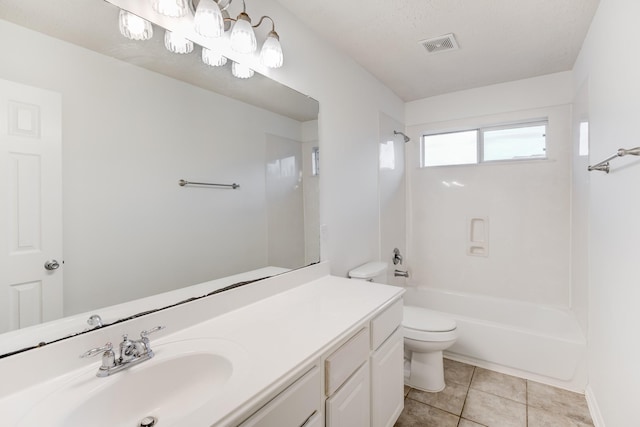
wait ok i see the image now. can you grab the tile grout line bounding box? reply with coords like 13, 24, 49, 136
398, 362, 594, 427
525, 379, 528, 427
457, 365, 476, 426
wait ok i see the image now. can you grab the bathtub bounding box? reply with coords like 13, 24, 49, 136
403, 287, 587, 390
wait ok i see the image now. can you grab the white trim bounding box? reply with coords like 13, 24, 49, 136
443, 352, 586, 393
585, 385, 605, 427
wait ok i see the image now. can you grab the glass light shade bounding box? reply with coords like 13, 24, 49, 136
202, 48, 227, 67
164, 30, 194, 54
260, 33, 283, 68
232, 61, 254, 79
151, 0, 188, 17
230, 14, 257, 54
118, 10, 153, 41
194, 0, 224, 38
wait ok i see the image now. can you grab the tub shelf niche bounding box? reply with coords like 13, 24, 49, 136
468, 217, 488, 257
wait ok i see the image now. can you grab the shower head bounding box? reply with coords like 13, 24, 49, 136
394, 130, 410, 143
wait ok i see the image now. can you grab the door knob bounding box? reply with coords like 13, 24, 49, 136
44, 259, 60, 271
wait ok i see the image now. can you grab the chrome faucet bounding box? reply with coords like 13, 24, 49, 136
392, 248, 403, 265
81, 326, 165, 377
394, 269, 409, 278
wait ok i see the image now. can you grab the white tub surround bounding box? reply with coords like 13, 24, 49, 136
404, 287, 587, 392
0, 263, 405, 426
405, 79, 573, 310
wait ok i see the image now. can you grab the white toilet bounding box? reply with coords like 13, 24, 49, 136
348, 261, 458, 392
403, 305, 457, 392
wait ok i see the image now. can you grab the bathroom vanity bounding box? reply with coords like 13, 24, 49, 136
0, 263, 405, 426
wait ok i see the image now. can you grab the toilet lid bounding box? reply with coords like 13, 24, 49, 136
403, 305, 456, 332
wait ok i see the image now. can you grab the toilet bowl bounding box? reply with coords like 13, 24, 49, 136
348, 262, 458, 393
403, 305, 458, 392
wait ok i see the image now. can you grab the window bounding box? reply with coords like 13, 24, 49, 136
379, 140, 396, 170
579, 121, 589, 156
421, 121, 548, 167
422, 130, 477, 167
311, 146, 320, 176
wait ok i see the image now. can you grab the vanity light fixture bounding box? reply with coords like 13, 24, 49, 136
164, 30, 194, 54
193, 0, 224, 38
115, 0, 283, 78
231, 61, 254, 79
152, 0, 188, 18
259, 21, 283, 69
118, 10, 153, 40
229, 8, 256, 54
202, 47, 228, 66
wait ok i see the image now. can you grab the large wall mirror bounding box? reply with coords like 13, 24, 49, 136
0, 1, 319, 357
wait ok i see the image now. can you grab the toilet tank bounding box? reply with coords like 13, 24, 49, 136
348, 262, 388, 282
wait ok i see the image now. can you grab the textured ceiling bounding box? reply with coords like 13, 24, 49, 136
0, 0, 319, 122
1, 1, 601, 107
274, 0, 600, 101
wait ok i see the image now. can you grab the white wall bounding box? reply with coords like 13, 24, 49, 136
405, 73, 574, 307
572, 1, 640, 425
0, 20, 305, 315
255, 0, 405, 276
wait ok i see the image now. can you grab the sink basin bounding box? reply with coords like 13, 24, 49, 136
18, 338, 248, 427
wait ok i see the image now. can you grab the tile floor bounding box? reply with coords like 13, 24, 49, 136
394, 359, 594, 427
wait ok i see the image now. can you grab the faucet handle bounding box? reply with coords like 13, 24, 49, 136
80, 342, 113, 358
393, 248, 403, 265
140, 325, 165, 339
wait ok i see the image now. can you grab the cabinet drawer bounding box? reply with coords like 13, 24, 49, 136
240, 366, 321, 427
371, 299, 403, 350
325, 327, 369, 396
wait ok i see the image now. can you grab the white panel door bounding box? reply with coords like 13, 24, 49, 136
0, 78, 63, 333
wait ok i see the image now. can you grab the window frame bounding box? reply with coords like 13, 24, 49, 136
420, 119, 549, 168
311, 146, 320, 176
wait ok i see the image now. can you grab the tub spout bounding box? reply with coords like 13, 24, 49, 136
394, 269, 409, 278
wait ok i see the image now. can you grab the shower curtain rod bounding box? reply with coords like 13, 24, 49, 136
588, 147, 640, 173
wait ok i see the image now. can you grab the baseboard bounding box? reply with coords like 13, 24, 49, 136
585, 385, 605, 427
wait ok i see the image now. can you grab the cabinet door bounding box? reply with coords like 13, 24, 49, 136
326, 361, 370, 427
371, 328, 404, 427
240, 366, 321, 427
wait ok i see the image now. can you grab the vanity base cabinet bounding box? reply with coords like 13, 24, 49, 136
325, 361, 370, 427
239, 366, 321, 427
371, 327, 404, 427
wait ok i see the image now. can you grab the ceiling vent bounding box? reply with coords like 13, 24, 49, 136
420, 33, 459, 55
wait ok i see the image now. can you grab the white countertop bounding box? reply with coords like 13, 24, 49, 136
0, 272, 404, 426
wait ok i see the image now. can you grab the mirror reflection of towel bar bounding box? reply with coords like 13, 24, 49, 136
178, 179, 240, 189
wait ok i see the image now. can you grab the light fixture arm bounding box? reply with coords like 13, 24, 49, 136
225, 0, 250, 24
253, 15, 276, 33
216, 0, 232, 11
191, 0, 233, 12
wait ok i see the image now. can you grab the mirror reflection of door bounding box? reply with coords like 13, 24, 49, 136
0, 78, 63, 333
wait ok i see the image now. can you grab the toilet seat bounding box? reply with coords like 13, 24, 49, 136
403, 305, 457, 341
